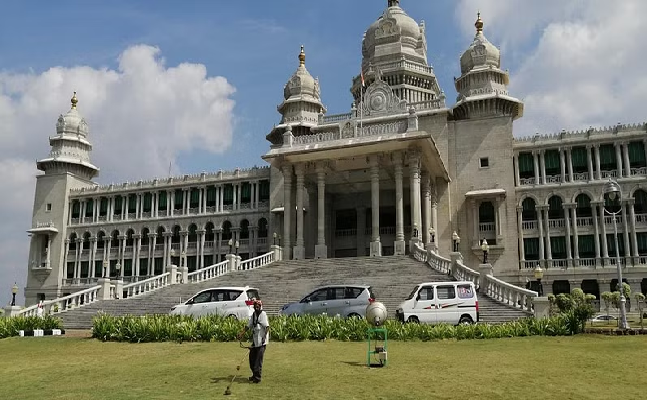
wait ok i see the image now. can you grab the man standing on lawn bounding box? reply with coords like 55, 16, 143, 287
238, 299, 270, 383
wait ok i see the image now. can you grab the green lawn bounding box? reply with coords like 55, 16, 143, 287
1, 335, 646, 400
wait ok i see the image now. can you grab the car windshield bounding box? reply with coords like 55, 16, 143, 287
406, 286, 420, 300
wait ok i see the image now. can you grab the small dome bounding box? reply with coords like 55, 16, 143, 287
363, 1, 423, 63
283, 45, 320, 101
460, 13, 500, 74
56, 92, 89, 137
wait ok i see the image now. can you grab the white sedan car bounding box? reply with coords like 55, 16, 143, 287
279, 285, 375, 318
170, 286, 260, 320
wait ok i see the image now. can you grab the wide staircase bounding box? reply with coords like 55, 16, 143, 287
60, 256, 528, 329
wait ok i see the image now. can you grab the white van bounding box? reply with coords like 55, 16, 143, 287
169, 286, 260, 320
395, 281, 479, 325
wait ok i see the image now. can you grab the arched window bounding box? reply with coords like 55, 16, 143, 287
222, 221, 232, 240
575, 194, 592, 218
205, 222, 215, 242
172, 226, 181, 244
521, 198, 537, 221
96, 231, 105, 249
240, 220, 250, 239
111, 230, 120, 247
548, 196, 564, 219
258, 218, 268, 238
633, 189, 647, 214
141, 228, 150, 246
83, 232, 91, 250
126, 229, 135, 246
188, 224, 197, 243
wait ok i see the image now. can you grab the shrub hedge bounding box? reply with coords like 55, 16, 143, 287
91, 313, 579, 343
0, 315, 63, 339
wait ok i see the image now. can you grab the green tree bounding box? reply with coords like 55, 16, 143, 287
601, 291, 613, 319
551, 288, 596, 333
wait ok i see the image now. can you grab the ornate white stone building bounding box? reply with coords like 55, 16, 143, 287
24, 0, 647, 305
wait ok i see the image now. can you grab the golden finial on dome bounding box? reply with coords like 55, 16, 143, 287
298, 45, 305, 66
71, 91, 78, 109
475, 11, 484, 33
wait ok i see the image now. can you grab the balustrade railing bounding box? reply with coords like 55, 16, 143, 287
522, 220, 537, 230
601, 170, 618, 178
519, 177, 536, 186
545, 174, 562, 184
412, 244, 427, 262
573, 172, 589, 181
453, 259, 479, 287
122, 273, 170, 299
576, 217, 593, 227
18, 285, 102, 316
479, 222, 495, 233
548, 219, 565, 229
239, 251, 275, 271
187, 260, 228, 283
335, 229, 357, 237
631, 167, 647, 176
426, 250, 452, 275
482, 276, 536, 314
577, 258, 596, 267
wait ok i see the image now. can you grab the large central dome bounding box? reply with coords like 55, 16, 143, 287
362, 0, 426, 67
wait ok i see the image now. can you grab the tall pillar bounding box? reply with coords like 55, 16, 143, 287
394, 153, 406, 255
513, 153, 520, 186
293, 164, 305, 259
495, 195, 503, 239
540, 150, 547, 184
199, 230, 206, 269
315, 164, 327, 259
564, 205, 573, 268
598, 203, 609, 265
628, 199, 639, 263
421, 173, 431, 244
408, 151, 422, 245
566, 147, 574, 182
135, 194, 141, 219
586, 144, 595, 181
369, 155, 382, 256
615, 143, 623, 177
537, 205, 545, 263
591, 204, 601, 266
533, 150, 540, 185
544, 208, 552, 263
472, 200, 479, 247
149, 234, 157, 276
622, 201, 631, 264
430, 183, 438, 251
134, 235, 141, 277
517, 207, 525, 263
594, 144, 601, 180
90, 237, 97, 278
282, 165, 293, 260
571, 206, 580, 262
622, 142, 631, 177
559, 148, 566, 183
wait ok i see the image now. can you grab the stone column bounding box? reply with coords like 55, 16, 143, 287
282, 165, 293, 260
598, 203, 609, 265
495, 196, 503, 239
421, 172, 431, 244
135, 193, 141, 219
544, 208, 552, 264
472, 200, 479, 247
198, 230, 206, 269
149, 233, 157, 276
369, 155, 382, 256
537, 206, 545, 263
47, 235, 53, 269
567, 147, 574, 182
293, 163, 305, 259
514, 153, 520, 186
75, 238, 82, 279
564, 204, 572, 267
134, 234, 141, 278
119, 235, 126, 277
540, 150, 547, 184
594, 145, 601, 180
615, 143, 623, 177
559, 148, 566, 183
533, 150, 540, 184
517, 206, 525, 262
315, 164, 327, 259
586, 145, 595, 181
627, 198, 639, 263
591, 203, 601, 266
255, 181, 261, 210
90, 237, 97, 278
622, 201, 631, 264
571, 206, 580, 262
408, 152, 422, 243
394, 153, 406, 255
431, 183, 438, 251
622, 142, 631, 177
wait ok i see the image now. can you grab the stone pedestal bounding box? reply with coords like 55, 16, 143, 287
409, 238, 420, 253
236, 255, 242, 270
179, 266, 188, 284
478, 263, 494, 277
226, 254, 236, 273
449, 252, 463, 277
111, 279, 124, 300
315, 244, 328, 259
533, 296, 551, 319
166, 264, 178, 284
394, 240, 406, 256
370, 240, 382, 257
425, 242, 437, 252
98, 278, 112, 300
293, 245, 305, 260
3, 305, 22, 317
271, 245, 281, 261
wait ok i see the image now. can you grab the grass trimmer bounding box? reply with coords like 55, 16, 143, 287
224, 341, 252, 396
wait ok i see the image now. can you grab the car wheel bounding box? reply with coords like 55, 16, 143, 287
459, 315, 473, 325
407, 316, 419, 323
347, 313, 361, 319
228, 314, 238, 320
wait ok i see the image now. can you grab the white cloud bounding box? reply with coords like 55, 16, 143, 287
0, 45, 236, 304
455, 0, 647, 136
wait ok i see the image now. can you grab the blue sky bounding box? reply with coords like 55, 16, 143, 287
1, 0, 646, 303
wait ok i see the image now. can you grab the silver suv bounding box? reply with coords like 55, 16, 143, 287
279, 285, 375, 318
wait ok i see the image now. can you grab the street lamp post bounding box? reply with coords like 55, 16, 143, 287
235, 240, 240, 257
273, 232, 277, 246
481, 239, 490, 264
603, 179, 630, 330
11, 283, 18, 306
278, 235, 282, 247
452, 231, 460, 252
533, 264, 544, 297
115, 262, 121, 278
181, 251, 186, 268
228, 238, 233, 254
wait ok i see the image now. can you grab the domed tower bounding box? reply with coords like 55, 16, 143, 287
266, 46, 327, 144
36, 92, 99, 179
452, 13, 523, 120
25, 93, 99, 305
350, 0, 444, 107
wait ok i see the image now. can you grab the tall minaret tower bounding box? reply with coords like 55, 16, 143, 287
25, 93, 99, 305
